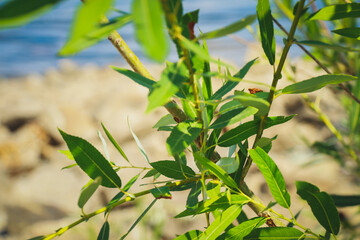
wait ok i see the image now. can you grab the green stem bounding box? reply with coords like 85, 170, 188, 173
240, 0, 306, 182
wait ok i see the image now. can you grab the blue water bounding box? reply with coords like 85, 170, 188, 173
0, 0, 258, 77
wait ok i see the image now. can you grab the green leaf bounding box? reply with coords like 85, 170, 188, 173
0, 0, 63, 28
27, 236, 46, 240
186, 180, 202, 209
218, 116, 294, 147
166, 121, 202, 155
58, 0, 115, 55
216, 157, 239, 174
150, 186, 172, 199
142, 169, 159, 179
308, 3, 360, 21
194, 153, 239, 190
106, 173, 140, 212
150, 160, 195, 179
249, 147, 290, 209
257, 0, 276, 65
111, 67, 155, 90
197, 14, 256, 40
97, 221, 110, 240
132, 0, 168, 62
221, 217, 266, 240
58, 150, 74, 160
296, 181, 340, 235
61, 163, 78, 170
210, 58, 257, 100
331, 195, 360, 207
234, 91, 270, 116
59, 129, 122, 188
128, 119, 150, 164
147, 62, 188, 112
152, 114, 177, 129
295, 40, 360, 52
210, 107, 258, 129
281, 74, 357, 94
120, 199, 157, 240
332, 27, 360, 39
198, 205, 242, 240
244, 227, 305, 240
174, 230, 203, 240
78, 177, 102, 208
101, 123, 130, 165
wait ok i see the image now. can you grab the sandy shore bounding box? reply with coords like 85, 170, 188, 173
0, 57, 359, 239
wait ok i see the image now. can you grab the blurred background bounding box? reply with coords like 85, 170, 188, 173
0, 0, 359, 239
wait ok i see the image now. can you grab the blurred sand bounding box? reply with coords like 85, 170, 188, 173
0, 54, 359, 239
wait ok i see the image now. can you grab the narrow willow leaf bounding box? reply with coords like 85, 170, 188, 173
98, 130, 110, 161
120, 199, 157, 240
128, 119, 150, 164
287, 210, 302, 227
332, 27, 360, 39
216, 157, 239, 174
78, 177, 102, 208
111, 67, 155, 90
281, 74, 357, 94
174, 230, 203, 240
210, 58, 257, 100
150, 160, 195, 179
132, 0, 168, 62
166, 121, 202, 155
150, 186, 172, 199
97, 221, 110, 240
101, 123, 130, 164
142, 169, 158, 179
308, 3, 360, 21
210, 107, 258, 129
152, 114, 177, 129
197, 14, 256, 40
296, 181, 340, 234
58, 0, 114, 55
257, 0, 275, 65
186, 181, 202, 209
244, 227, 305, 239
296, 40, 360, 52
61, 163, 78, 170
331, 194, 360, 207
218, 116, 294, 147
222, 217, 266, 240
249, 147, 291, 209
58, 150, 74, 160
106, 173, 140, 213
27, 236, 46, 240
198, 205, 242, 240
147, 62, 188, 112
0, 0, 63, 28
234, 92, 270, 116
59, 129, 122, 188
194, 152, 239, 190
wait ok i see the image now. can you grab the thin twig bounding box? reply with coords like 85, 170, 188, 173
272, 17, 360, 104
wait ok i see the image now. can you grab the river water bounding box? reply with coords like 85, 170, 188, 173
0, 0, 259, 77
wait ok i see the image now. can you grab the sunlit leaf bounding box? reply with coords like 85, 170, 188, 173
152, 114, 177, 129
308, 3, 360, 21
210, 107, 258, 129
198, 205, 242, 240
197, 14, 256, 40
218, 116, 294, 147
174, 230, 203, 240
150, 160, 195, 179
132, 0, 168, 61
128, 119, 150, 164
97, 221, 110, 240
194, 152, 239, 190
166, 121, 202, 155
257, 0, 276, 65
296, 181, 340, 235
0, 0, 63, 28
234, 91, 270, 116
296, 40, 360, 52
78, 177, 102, 208
150, 186, 172, 199
281, 74, 357, 94
244, 227, 305, 239
101, 123, 130, 164
58, 150, 74, 160
59, 129, 122, 188
220, 217, 266, 240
